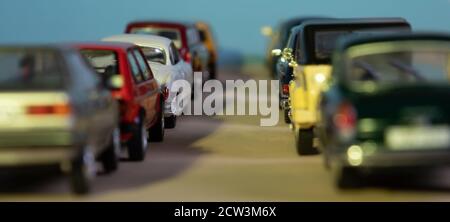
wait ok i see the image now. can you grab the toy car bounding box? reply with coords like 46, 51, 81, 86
76, 42, 165, 161
125, 21, 212, 79
317, 33, 450, 188
262, 16, 331, 78
196, 21, 218, 79
0, 45, 120, 194
102, 34, 194, 128
271, 17, 331, 123
288, 18, 411, 155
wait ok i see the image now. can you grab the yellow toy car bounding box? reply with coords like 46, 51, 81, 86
288, 18, 411, 155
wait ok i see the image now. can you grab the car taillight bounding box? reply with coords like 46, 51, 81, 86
333, 102, 357, 140
181, 49, 191, 63
163, 87, 169, 101
26, 104, 71, 115
282, 84, 290, 95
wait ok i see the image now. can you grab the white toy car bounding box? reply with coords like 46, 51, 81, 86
102, 34, 194, 128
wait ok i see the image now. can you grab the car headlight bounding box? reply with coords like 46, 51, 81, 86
314, 73, 326, 83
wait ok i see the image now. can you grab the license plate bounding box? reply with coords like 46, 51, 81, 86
385, 125, 450, 150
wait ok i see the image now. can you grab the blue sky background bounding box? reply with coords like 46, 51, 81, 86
0, 0, 449, 56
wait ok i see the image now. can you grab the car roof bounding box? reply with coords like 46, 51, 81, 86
126, 20, 196, 29
335, 32, 450, 52
299, 17, 410, 29
0, 43, 76, 52
74, 41, 137, 51
280, 16, 332, 28
102, 34, 172, 50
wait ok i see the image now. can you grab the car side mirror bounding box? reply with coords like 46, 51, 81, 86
271, 49, 282, 57
103, 74, 124, 90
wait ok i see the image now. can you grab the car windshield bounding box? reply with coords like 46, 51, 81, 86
0, 48, 64, 91
347, 41, 450, 86
140, 47, 166, 65
315, 27, 410, 60
129, 27, 182, 48
80, 49, 120, 79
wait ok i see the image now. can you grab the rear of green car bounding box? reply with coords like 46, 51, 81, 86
322, 35, 450, 188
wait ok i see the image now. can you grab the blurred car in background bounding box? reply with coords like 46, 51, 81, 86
262, 16, 330, 78
288, 18, 411, 156
0, 45, 120, 194
76, 42, 165, 161
102, 34, 193, 128
195, 21, 218, 79
271, 17, 331, 123
125, 21, 213, 79
317, 33, 450, 189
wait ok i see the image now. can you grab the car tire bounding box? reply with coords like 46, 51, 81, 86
208, 62, 216, 79
69, 147, 96, 195
284, 109, 291, 124
148, 100, 165, 142
165, 115, 177, 129
295, 128, 319, 156
334, 166, 364, 189
127, 113, 148, 161
100, 127, 120, 173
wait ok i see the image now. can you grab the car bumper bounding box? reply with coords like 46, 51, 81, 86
335, 149, 450, 168
0, 147, 75, 167
291, 109, 316, 129
0, 130, 72, 147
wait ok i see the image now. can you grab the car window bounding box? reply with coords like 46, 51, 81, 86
127, 51, 144, 83
140, 46, 166, 65
133, 49, 153, 80
80, 49, 120, 81
169, 42, 181, 65
0, 48, 65, 91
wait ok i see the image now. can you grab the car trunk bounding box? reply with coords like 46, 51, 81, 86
0, 91, 73, 147
351, 85, 450, 150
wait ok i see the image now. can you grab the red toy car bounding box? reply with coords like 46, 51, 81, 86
76, 42, 165, 161
125, 21, 212, 78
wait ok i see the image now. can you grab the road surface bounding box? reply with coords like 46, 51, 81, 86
1, 63, 450, 201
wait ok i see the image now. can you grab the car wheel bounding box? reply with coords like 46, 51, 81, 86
295, 128, 319, 156
127, 113, 147, 161
100, 127, 120, 173
334, 166, 364, 189
69, 147, 96, 195
284, 109, 291, 124
208, 62, 216, 79
148, 101, 165, 142
165, 115, 177, 129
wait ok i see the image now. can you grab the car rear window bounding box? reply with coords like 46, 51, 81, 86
80, 49, 120, 80
0, 48, 64, 91
314, 27, 411, 61
129, 26, 182, 49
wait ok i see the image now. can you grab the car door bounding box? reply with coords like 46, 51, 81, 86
129, 48, 159, 128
